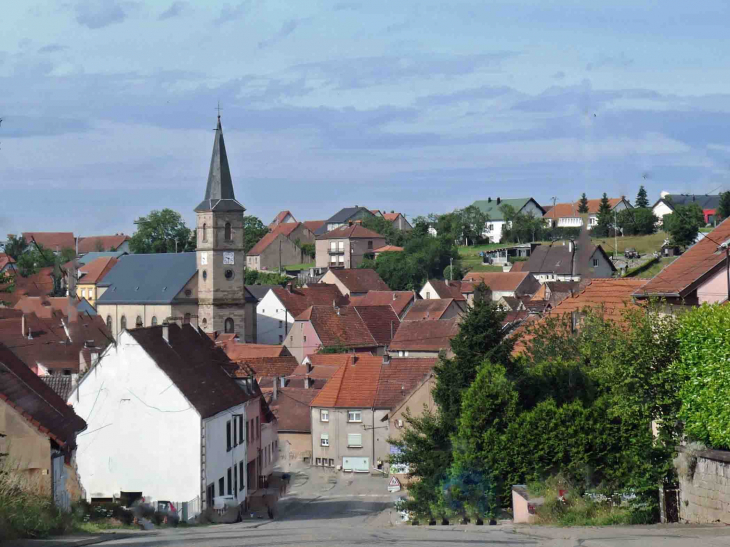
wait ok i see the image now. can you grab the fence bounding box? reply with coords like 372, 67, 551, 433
181, 495, 201, 522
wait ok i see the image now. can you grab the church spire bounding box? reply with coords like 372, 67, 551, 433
195, 116, 245, 212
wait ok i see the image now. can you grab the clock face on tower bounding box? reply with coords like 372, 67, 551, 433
200, 252, 207, 265
223, 252, 235, 265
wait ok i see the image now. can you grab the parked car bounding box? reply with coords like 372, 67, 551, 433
624, 247, 639, 259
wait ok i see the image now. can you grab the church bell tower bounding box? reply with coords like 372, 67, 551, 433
195, 116, 246, 335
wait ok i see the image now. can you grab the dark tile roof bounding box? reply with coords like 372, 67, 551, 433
403, 299, 459, 321
326, 269, 390, 293
634, 217, 730, 297
471, 198, 544, 221
463, 271, 534, 292
96, 253, 197, 304
128, 324, 255, 419
76, 235, 130, 254
425, 279, 469, 300
195, 118, 245, 213
353, 306, 400, 346
374, 357, 438, 408
327, 207, 374, 224
0, 343, 86, 447
389, 318, 460, 352
273, 285, 348, 317
75, 251, 128, 266
303, 220, 326, 233
546, 281, 580, 294
267, 388, 318, 433
316, 224, 383, 240
497, 296, 522, 311
524, 244, 576, 275
245, 284, 280, 301
298, 305, 378, 348
41, 375, 74, 401
349, 291, 414, 318
661, 194, 721, 210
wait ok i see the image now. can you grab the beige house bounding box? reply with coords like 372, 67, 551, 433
315, 224, 386, 269
318, 268, 390, 297
382, 212, 413, 231
246, 222, 315, 272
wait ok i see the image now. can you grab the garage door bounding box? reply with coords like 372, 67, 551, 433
343, 457, 369, 472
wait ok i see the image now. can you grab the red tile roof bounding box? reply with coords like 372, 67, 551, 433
298, 305, 378, 348
128, 324, 257, 419
513, 278, 645, 355
236, 356, 299, 378
273, 285, 349, 317
375, 357, 438, 408
374, 245, 404, 253
543, 198, 624, 219
14, 296, 85, 319
353, 306, 400, 345
463, 271, 532, 292
510, 261, 527, 272
303, 220, 326, 233
425, 279, 469, 300
310, 355, 382, 407
267, 388, 318, 432
326, 269, 390, 293
304, 354, 356, 367
0, 343, 87, 447
78, 257, 118, 285
403, 299, 461, 321
0, 253, 16, 270
217, 341, 291, 360
247, 230, 288, 256
76, 235, 130, 254
634, 218, 730, 298
348, 291, 415, 318
0, 267, 56, 306
269, 210, 296, 228
382, 213, 401, 221
22, 232, 75, 251
316, 224, 383, 240
389, 318, 460, 352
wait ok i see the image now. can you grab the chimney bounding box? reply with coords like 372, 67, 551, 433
487, 197, 492, 203
162, 321, 170, 344
348, 220, 353, 226
383, 354, 391, 365
497, 197, 501, 205
273, 378, 278, 400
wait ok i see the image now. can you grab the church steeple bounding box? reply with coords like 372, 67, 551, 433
195, 116, 245, 213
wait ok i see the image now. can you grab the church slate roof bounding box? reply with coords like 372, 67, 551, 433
195, 117, 245, 213
96, 253, 197, 304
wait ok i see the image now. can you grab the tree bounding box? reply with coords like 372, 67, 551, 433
663, 203, 704, 248
717, 191, 730, 222
459, 206, 489, 246
15, 245, 55, 277
593, 193, 613, 237
4, 235, 29, 260
635, 185, 649, 208
500, 204, 545, 243
361, 216, 406, 247
578, 193, 589, 214
299, 242, 315, 260
94, 238, 105, 252
243, 216, 269, 253
129, 209, 194, 254
616, 208, 658, 236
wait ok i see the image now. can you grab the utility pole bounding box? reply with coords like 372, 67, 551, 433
279, 239, 282, 274
614, 209, 618, 263
450, 257, 453, 281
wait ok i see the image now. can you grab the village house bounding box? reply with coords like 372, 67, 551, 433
290, 354, 353, 390
74, 256, 118, 308
348, 291, 416, 320
315, 224, 386, 269
0, 267, 55, 307
0, 253, 16, 275
309, 354, 436, 471
246, 222, 315, 272
0, 343, 87, 510
71, 323, 275, 518
267, 387, 318, 469
76, 234, 131, 254
286, 304, 399, 363
314, 206, 376, 236
633, 217, 730, 307
543, 197, 632, 230
470, 197, 545, 243
21, 232, 76, 253
652, 193, 720, 226
381, 212, 413, 232
389, 317, 460, 358
318, 268, 390, 297
482, 243, 539, 265
462, 271, 541, 301
268, 210, 297, 229
256, 284, 347, 345
419, 279, 472, 305
402, 298, 465, 321
521, 241, 615, 283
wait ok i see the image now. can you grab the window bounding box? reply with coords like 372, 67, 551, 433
225, 318, 234, 334
303, 335, 307, 342
233, 465, 237, 496
151, 316, 158, 326
207, 483, 214, 504
338, 241, 345, 251
120, 315, 127, 331
202, 223, 207, 242
225, 269, 234, 280
320, 409, 329, 422
202, 318, 207, 327
330, 241, 337, 251
184, 313, 191, 325
81, 288, 86, 297
338, 255, 344, 264
226, 421, 232, 451
347, 433, 363, 447
348, 410, 362, 423
219, 477, 224, 498
239, 461, 244, 491
227, 468, 232, 495
224, 222, 232, 241
426, 291, 430, 299
135, 316, 142, 328
233, 418, 237, 446
106, 315, 112, 331
246, 420, 250, 443
256, 416, 260, 439
290, 336, 293, 343
367, 240, 373, 249
592, 258, 599, 267
316, 457, 321, 466
279, 335, 283, 343
329, 458, 334, 467
279, 321, 282, 328
238, 415, 244, 444
321, 433, 329, 446
203, 270, 207, 281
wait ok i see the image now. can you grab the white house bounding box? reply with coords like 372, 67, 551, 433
256, 284, 347, 345
470, 198, 545, 243
70, 323, 260, 520
544, 198, 632, 230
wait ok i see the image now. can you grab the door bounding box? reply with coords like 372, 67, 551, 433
343, 457, 369, 473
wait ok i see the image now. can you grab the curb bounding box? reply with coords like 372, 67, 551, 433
7, 533, 143, 547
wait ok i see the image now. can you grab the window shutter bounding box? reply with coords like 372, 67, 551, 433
348, 433, 362, 447
321, 433, 329, 440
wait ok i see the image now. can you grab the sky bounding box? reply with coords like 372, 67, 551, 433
3, 0, 730, 237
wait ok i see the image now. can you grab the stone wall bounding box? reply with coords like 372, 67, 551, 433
678, 448, 730, 523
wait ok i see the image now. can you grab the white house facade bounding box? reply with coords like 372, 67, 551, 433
256, 289, 292, 345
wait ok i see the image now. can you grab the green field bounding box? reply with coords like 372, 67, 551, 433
285, 262, 315, 271
627, 256, 678, 279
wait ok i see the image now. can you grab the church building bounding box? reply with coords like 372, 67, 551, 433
96, 117, 256, 341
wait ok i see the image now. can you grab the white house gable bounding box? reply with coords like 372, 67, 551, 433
257, 290, 290, 345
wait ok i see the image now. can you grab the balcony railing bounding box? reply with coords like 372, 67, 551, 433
328, 249, 345, 255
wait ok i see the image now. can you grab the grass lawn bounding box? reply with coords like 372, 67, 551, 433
590, 231, 667, 256
284, 262, 314, 271
627, 256, 678, 279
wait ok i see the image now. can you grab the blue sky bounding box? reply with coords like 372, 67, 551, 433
2, 0, 730, 236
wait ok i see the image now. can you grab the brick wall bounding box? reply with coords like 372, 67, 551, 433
678, 448, 730, 523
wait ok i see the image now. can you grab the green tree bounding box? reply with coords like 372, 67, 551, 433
361, 216, 406, 247
616, 208, 658, 236
243, 216, 269, 253
4, 235, 29, 260
299, 242, 315, 260
460, 205, 489, 246
663, 203, 704, 248
635, 185, 649, 208
15, 246, 55, 276
578, 193, 589, 214
129, 209, 194, 254
500, 204, 545, 243
593, 193, 613, 237
717, 191, 730, 222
